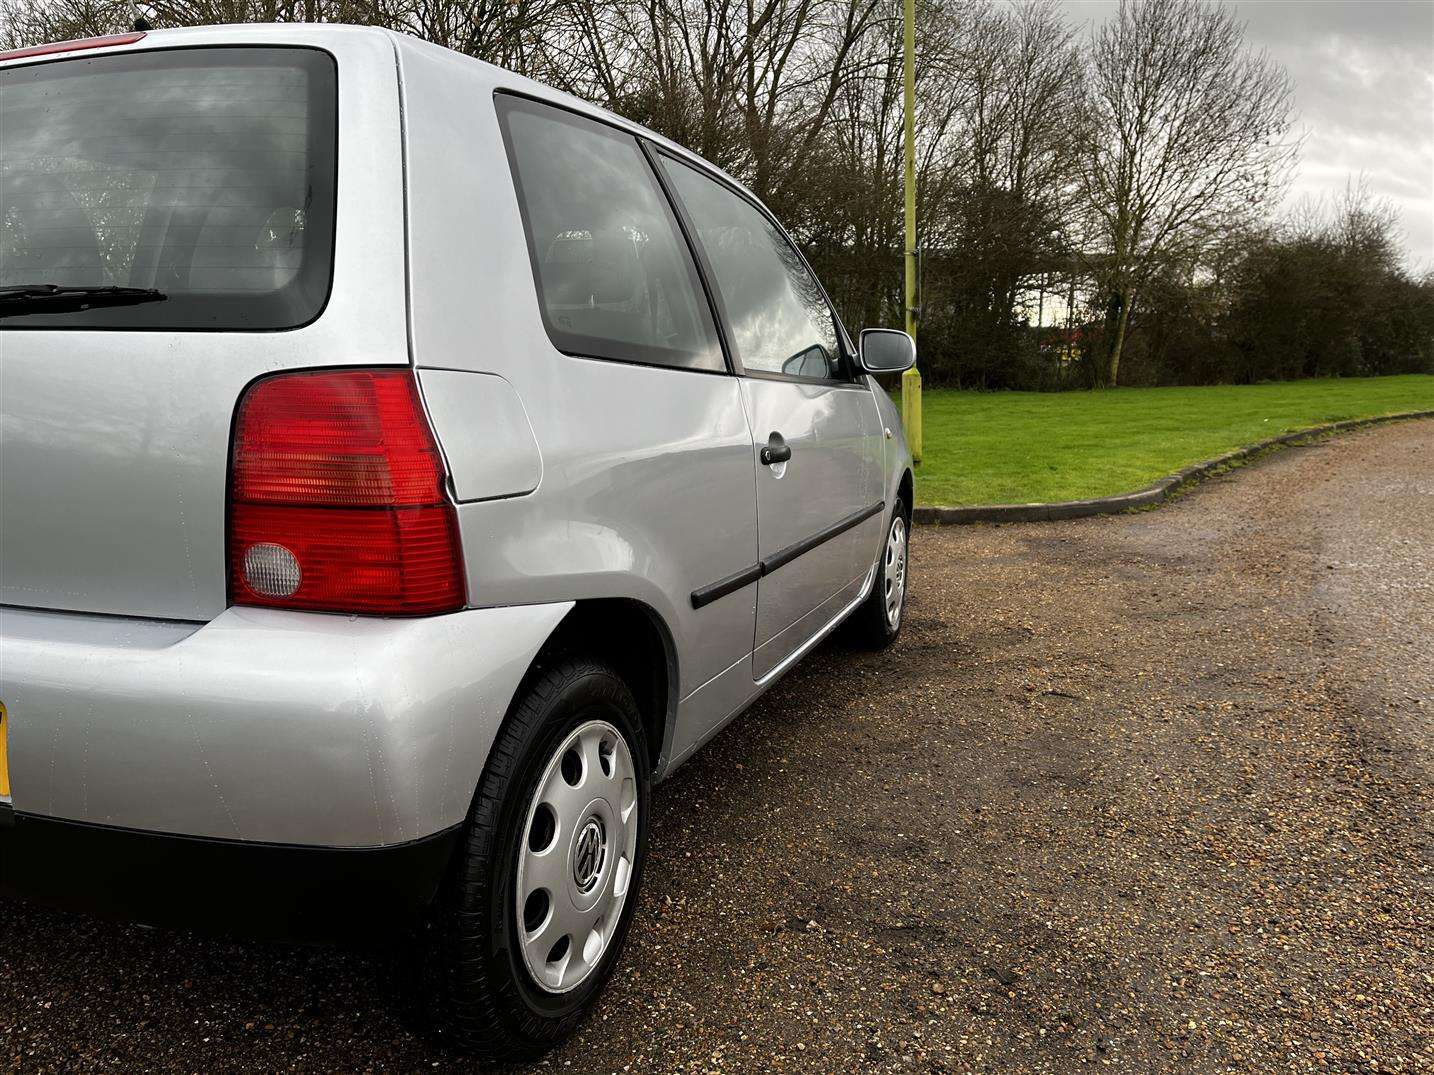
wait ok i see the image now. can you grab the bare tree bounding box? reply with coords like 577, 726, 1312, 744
1, 0, 131, 45
958, 2, 1083, 334
812, 0, 961, 330
15, 0, 1389, 392
1078, 0, 1295, 385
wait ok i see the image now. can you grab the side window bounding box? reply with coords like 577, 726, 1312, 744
659, 155, 842, 380
496, 96, 724, 373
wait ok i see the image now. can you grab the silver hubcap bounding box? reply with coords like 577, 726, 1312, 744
884, 515, 907, 629
516, 719, 638, 994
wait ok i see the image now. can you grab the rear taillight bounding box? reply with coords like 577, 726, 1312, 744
228, 369, 465, 615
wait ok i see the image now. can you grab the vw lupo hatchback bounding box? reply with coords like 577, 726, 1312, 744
0, 24, 915, 1058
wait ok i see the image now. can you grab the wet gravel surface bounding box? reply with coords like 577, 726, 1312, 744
3, 419, 1431, 1074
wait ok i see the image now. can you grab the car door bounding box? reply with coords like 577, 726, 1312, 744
478, 95, 762, 723
656, 153, 885, 679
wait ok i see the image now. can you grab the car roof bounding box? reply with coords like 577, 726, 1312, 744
0, 23, 758, 206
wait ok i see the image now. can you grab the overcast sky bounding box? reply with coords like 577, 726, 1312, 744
1062, 0, 1434, 270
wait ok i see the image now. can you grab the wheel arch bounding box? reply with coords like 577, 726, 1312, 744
522, 598, 678, 778
897, 468, 914, 519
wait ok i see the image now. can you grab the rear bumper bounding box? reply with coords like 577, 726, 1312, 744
0, 601, 572, 847
0, 806, 461, 943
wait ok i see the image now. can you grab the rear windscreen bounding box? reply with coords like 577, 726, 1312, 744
0, 47, 337, 329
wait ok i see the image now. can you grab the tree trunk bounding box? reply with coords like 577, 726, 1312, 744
1105, 289, 1132, 387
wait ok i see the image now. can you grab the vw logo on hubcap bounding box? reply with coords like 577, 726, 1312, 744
572, 817, 606, 892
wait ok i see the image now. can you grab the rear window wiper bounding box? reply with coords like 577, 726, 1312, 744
0, 283, 168, 318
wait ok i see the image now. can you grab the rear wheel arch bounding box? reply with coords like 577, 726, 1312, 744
522, 598, 676, 776
897, 469, 914, 522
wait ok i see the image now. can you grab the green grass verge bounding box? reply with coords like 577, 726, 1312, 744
912, 374, 1434, 507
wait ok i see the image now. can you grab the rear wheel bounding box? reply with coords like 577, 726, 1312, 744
422, 656, 649, 1060
847, 498, 909, 648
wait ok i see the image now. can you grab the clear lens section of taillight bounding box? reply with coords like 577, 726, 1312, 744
228, 369, 465, 615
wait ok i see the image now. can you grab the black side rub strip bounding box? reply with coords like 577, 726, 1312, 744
760, 501, 885, 575
690, 563, 763, 610
690, 501, 886, 609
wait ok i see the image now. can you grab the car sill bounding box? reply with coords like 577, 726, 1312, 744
754, 564, 876, 688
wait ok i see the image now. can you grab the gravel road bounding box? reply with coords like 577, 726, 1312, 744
3, 419, 1430, 1074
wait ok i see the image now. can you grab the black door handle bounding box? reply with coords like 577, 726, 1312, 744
760, 433, 792, 466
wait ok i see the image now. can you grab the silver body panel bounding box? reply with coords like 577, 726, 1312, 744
0, 602, 570, 845
0, 25, 913, 848
741, 377, 884, 677
0, 27, 409, 622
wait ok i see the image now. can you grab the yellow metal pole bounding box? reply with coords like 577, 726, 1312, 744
901, 0, 922, 463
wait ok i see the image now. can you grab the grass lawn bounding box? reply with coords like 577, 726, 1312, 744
912, 374, 1434, 507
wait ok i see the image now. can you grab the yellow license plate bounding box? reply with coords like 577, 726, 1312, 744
0, 700, 9, 799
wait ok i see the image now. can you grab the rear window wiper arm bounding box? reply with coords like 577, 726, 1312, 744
0, 283, 168, 317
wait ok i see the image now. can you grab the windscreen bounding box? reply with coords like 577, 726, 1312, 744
0, 46, 337, 329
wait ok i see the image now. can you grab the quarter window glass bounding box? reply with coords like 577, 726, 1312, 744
659, 156, 840, 379
497, 97, 723, 373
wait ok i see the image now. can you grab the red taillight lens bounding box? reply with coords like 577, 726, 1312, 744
228, 370, 465, 615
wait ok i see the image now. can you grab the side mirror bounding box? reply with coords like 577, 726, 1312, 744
858, 328, 916, 373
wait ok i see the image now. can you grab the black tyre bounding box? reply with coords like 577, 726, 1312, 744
847, 498, 909, 649
423, 656, 650, 1060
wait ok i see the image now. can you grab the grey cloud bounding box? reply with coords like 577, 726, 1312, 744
1062, 0, 1433, 267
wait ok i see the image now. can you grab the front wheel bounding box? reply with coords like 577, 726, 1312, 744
847, 499, 909, 649
421, 656, 650, 1060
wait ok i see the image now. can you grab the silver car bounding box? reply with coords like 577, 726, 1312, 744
0, 24, 914, 1058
